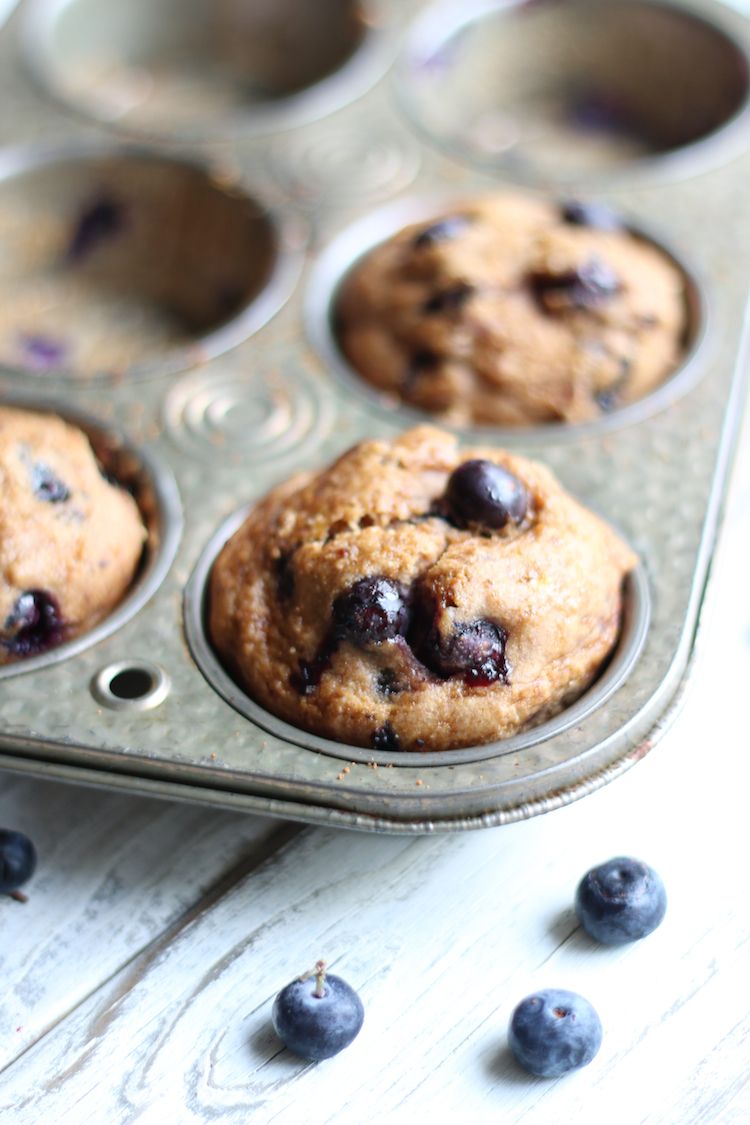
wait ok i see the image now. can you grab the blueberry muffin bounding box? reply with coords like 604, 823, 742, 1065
209, 426, 636, 752
0, 406, 147, 663
336, 194, 688, 426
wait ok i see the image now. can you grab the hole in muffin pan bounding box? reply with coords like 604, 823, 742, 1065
91, 660, 170, 711
183, 502, 651, 768
306, 194, 710, 443
0, 144, 305, 383
398, 0, 750, 183
24, 0, 391, 140
0, 395, 182, 681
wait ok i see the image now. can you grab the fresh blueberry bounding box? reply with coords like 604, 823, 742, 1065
509, 988, 602, 1078
444, 459, 529, 530
560, 199, 623, 232
0, 829, 37, 896
575, 857, 667, 945
332, 577, 410, 647
5, 590, 64, 656
413, 215, 471, 249
272, 960, 364, 1061
414, 613, 509, 686
31, 463, 71, 504
423, 283, 474, 315
530, 257, 620, 313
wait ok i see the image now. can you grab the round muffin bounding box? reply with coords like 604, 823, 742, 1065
209, 426, 637, 752
0, 406, 147, 664
336, 194, 688, 426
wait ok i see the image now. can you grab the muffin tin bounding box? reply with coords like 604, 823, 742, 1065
0, 0, 749, 833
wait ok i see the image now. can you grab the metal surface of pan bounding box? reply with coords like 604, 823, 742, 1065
0, 0, 748, 831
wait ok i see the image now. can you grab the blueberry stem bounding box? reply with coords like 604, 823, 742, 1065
298, 958, 328, 998
9, 889, 28, 904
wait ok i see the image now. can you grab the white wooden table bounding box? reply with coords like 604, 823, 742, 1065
1, 408, 748, 1123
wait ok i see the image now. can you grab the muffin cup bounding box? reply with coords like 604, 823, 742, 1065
307, 194, 710, 443
24, 0, 393, 141
0, 395, 182, 680
398, 0, 750, 184
184, 501, 650, 767
0, 143, 305, 383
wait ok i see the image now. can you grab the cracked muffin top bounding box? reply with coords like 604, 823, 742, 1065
209, 426, 636, 752
335, 194, 688, 427
0, 406, 146, 664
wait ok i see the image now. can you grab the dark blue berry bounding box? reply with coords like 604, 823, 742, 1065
560, 199, 623, 232
0, 829, 37, 895
509, 989, 602, 1078
410, 349, 440, 371
531, 257, 620, 313
273, 552, 295, 601
291, 643, 335, 695
575, 857, 667, 945
414, 612, 509, 687
372, 721, 400, 751
67, 195, 125, 263
376, 668, 400, 696
272, 961, 364, 1061
332, 577, 410, 647
5, 590, 64, 656
413, 215, 471, 249
31, 463, 71, 504
445, 459, 529, 530
423, 283, 474, 315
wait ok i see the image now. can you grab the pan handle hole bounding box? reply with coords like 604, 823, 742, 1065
91, 660, 170, 711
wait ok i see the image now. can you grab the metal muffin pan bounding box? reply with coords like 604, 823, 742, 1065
0, 0, 748, 833
0, 142, 307, 381
398, 0, 750, 184
23, 0, 396, 141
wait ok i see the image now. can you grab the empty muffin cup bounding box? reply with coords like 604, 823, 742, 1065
24, 0, 389, 139
309, 194, 707, 437
398, 0, 750, 182
0, 145, 304, 382
0, 396, 182, 679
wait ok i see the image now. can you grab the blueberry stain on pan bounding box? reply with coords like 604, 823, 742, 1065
66, 194, 127, 264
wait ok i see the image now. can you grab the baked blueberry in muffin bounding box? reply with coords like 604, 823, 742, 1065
336, 193, 687, 426
209, 426, 636, 752
0, 406, 146, 663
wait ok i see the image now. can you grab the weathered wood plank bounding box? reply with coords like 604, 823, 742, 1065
0, 777, 297, 1068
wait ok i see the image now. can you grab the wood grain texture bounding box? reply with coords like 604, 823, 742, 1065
0, 778, 297, 1068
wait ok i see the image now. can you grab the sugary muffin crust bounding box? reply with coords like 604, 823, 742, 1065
209, 426, 637, 752
0, 406, 147, 663
336, 194, 688, 426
